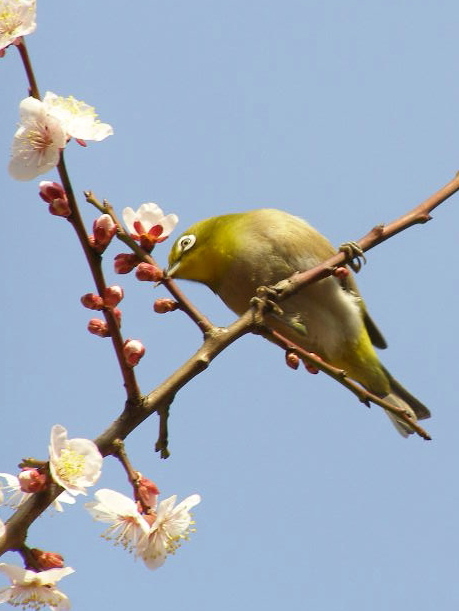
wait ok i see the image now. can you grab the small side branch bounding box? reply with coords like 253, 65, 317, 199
272, 172, 459, 302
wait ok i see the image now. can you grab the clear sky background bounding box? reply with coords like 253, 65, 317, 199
1, 1, 459, 609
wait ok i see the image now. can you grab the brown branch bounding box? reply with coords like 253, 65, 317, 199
0, 311, 255, 555
58, 167, 141, 401
16, 39, 40, 99
271, 172, 459, 302
85, 191, 214, 333
264, 329, 431, 440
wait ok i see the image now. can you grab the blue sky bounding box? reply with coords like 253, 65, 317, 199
1, 1, 459, 609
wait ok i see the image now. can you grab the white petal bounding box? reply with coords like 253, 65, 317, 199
89, 488, 139, 519
34, 567, 75, 586
49, 424, 68, 459
0, 563, 28, 582
122, 207, 136, 233
139, 203, 164, 226
159, 213, 179, 236
18, 96, 43, 121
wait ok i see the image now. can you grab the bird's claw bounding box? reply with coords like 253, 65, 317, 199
250, 286, 284, 319
338, 241, 367, 272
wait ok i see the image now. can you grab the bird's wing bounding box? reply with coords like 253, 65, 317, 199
338, 272, 388, 350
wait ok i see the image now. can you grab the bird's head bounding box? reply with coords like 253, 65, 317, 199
166, 213, 246, 291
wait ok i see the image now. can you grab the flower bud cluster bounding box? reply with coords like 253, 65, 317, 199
82, 285, 124, 337
39, 181, 71, 217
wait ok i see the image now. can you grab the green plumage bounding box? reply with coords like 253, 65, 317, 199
167, 209, 430, 435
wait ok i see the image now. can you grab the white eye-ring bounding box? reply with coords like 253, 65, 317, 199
178, 234, 196, 252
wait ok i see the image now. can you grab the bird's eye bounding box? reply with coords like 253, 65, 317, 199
178, 234, 196, 252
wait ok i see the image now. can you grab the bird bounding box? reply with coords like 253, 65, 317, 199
166, 208, 430, 436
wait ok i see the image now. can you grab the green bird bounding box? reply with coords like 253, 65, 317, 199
166, 208, 430, 436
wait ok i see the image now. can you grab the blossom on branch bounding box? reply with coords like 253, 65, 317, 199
9, 92, 113, 181
85, 488, 150, 553
41, 91, 113, 143
48, 425, 102, 496
9, 97, 67, 181
122, 203, 178, 251
139, 494, 201, 569
86, 488, 200, 570
0, 0, 36, 52
0, 564, 74, 611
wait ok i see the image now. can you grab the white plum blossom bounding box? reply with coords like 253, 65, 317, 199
0, 0, 36, 51
123, 203, 178, 250
139, 494, 201, 570
85, 488, 150, 552
86, 488, 200, 570
48, 424, 102, 496
42, 91, 113, 142
8, 96, 67, 181
9, 92, 113, 181
0, 564, 74, 610
0, 472, 75, 512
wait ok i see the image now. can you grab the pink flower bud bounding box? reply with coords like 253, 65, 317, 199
18, 468, 47, 493
334, 266, 350, 279
39, 181, 67, 204
285, 351, 300, 370
136, 475, 160, 511
39, 182, 71, 217
88, 318, 110, 337
114, 253, 139, 274
123, 339, 145, 367
153, 298, 179, 313
104, 285, 124, 307
48, 200, 72, 217
135, 263, 164, 282
30, 549, 65, 570
304, 353, 322, 375
81, 293, 104, 310
93, 214, 117, 251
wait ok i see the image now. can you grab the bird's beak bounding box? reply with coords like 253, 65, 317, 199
164, 260, 180, 279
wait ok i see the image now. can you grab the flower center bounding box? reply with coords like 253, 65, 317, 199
26, 123, 54, 151
55, 449, 85, 483
0, 10, 21, 36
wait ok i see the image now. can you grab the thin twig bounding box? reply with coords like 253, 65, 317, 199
16, 39, 40, 99
272, 173, 459, 301
85, 190, 214, 333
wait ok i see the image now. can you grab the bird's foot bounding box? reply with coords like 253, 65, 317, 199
250, 285, 284, 324
338, 241, 367, 272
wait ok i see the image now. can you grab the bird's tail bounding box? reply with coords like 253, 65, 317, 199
381, 367, 431, 437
